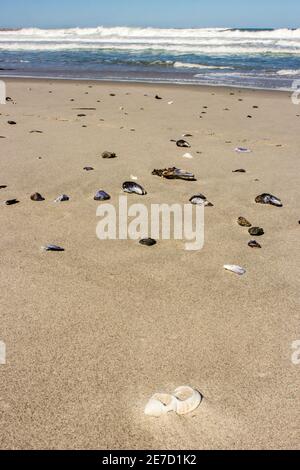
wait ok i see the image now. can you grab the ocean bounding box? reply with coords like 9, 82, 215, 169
0, 26, 300, 90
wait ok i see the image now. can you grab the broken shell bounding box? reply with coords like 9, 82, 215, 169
42, 245, 64, 252
232, 169, 246, 173
235, 147, 251, 153
54, 194, 69, 202
190, 194, 213, 206
238, 217, 252, 227
224, 265, 246, 275
144, 393, 177, 417
83, 166, 94, 171
176, 139, 191, 148
182, 153, 193, 159
255, 193, 282, 207
248, 227, 264, 236
122, 182, 147, 195
155, 95, 162, 100
173, 386, 202, 415
248, 240, 262, 248
139, 238, 157, 246
102, 151, 117, 159
152, 167, 196, 181
5, 199, 19, 206
30, 192, 45, 201
94, 190, 111, 201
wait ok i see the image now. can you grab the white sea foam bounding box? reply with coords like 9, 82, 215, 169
0, 26, 299, 54
277, 69, 300, 76
173, 61, 232, 69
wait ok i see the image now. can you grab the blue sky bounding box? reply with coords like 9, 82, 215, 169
1, 0, 300, 29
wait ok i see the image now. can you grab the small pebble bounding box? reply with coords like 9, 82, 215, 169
249, 227, 264, 237
248, 240, 262, 249
139, 238, 157, 246
30, 192, 45, 202
5, 199, 19, 206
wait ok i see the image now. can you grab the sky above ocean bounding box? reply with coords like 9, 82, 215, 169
1, 0, 300, 29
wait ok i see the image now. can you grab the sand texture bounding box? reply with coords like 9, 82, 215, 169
0, 79, 299, 449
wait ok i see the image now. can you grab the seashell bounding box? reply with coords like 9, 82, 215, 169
94, 190, 111, 201
238, 217, 252, 227
224, 265, 246, 275
232, 169, 246, 173
248, 227, 264, 236
190, 194, 213, 207
8, 120, 17, 125
83, 166, 94, 171
130, 175, 138, 180
176, 139, 191, 148
139, 238, 157, 246
168, 101, 174, 105
152, 167, 196, 181
5, 199, 19, 206
155, 95, 162, 100
42, 245, 64, 252
248, 240, 262, 248
255, 193, 282, 207
235, 147, 251, 153
30, 192, 45, 202
0, 185, 7, 189
122, 182, 147, 195
102, 151, 117, 159
173, 386, 203, 415
144, 393, 177, 417
182, 133, 193, 137
183, 153, 193, 159
54, 194, 69, 203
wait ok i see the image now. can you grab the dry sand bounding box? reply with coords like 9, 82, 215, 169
0, 78, 299, 449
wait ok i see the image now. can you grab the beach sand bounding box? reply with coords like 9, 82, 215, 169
0, 78, 299, 449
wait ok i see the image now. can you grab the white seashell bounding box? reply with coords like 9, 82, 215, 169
224, 264, 246, 275
144, 393, 177, 417
168, 101, 174, 105
183, 153, 193, 159
173, 386, 202, 415
130, 175, 138, 180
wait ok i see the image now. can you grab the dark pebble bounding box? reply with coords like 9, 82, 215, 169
248, 227, 264, 237
139, 238, 157, 246
5, 199, 19, 205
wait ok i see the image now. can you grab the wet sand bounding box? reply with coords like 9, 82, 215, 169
0, 78, 299, 449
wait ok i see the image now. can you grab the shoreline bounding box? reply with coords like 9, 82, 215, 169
1, 74, 292, 96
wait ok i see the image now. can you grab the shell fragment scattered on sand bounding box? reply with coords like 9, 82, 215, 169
122, 182, 147, 195
144, 386, 202, 418
224, 265, 246, 275
42, 245, 65, 252
54, 194, 70, 203
235, 147, 251, 153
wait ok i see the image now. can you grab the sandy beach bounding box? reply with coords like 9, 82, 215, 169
0, 78, 299, 450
